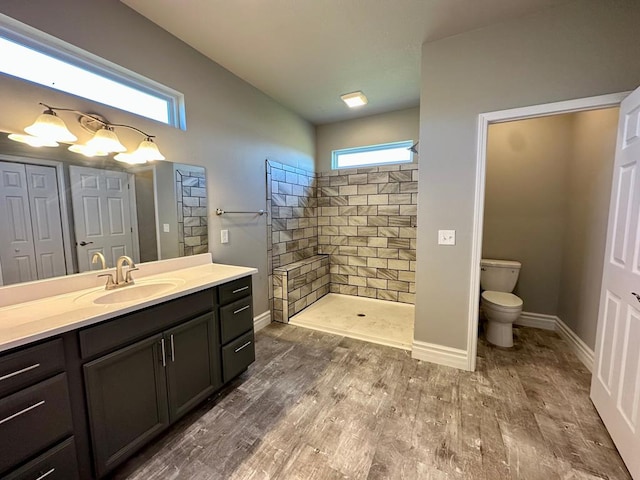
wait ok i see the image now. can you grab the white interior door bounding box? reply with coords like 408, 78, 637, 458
70, 166, 135, 271
591, 86, 640, 479
24, 164, 67, 279
0, 162, 37, 284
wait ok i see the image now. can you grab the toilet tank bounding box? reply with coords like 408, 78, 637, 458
480, 259, 521, 292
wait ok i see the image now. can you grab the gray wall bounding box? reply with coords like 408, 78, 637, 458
316, 107, 419, 172
558, 108, 618, 350
0, 0, 315, 316
134, 168, 158, 263
154, 161, 179, 260
484, 114, 573, 315
416, 0, 640, 351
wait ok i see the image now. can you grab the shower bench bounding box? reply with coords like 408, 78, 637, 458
273, 254, 330, 322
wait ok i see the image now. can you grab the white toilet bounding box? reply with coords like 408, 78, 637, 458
480, 259, 523, 348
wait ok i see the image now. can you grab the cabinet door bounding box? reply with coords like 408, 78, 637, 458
84, 334, 168, 478
165, 313, 221, 422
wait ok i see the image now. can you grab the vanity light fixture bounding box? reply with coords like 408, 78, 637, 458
10, 103, 166, 163
340, 91, 368, 108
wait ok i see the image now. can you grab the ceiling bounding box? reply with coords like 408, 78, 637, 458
122, 0, 573, 125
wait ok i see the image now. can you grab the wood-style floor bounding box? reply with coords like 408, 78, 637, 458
112, 323, 631, 480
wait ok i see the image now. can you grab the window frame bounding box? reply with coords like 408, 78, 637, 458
0, 13, 186, 130
331, 140, 415, 170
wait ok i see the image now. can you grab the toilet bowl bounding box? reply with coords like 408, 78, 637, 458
481, 290, 522, 348
480, 259, 523, 348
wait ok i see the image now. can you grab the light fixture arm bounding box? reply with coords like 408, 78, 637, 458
38, 103, 156, 139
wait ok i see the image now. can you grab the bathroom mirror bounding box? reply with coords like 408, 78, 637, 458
0, 133, 208, 286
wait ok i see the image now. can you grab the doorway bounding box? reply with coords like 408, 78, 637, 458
468, 92, 628, 369
470, 91, 640, 478
481, 107, 619, 361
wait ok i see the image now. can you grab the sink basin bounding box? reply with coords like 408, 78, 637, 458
75, 279, 184, 305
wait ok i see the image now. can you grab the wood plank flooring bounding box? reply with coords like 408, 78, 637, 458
112, 324, 631, 480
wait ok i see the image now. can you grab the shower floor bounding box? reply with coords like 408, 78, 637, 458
288, 293, 414, 350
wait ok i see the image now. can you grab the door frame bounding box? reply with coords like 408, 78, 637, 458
0, 153, 75, 280
467, 92, 630, 371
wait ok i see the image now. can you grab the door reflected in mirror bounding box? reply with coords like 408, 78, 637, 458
0, 133, 207, 286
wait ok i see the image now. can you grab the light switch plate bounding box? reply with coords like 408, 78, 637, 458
163, 223, 170, 233
221, 229, 229, 244
438, 229, 456, 246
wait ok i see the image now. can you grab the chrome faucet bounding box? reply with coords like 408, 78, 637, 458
91, 252, 106, 270
115, 255, 138, 286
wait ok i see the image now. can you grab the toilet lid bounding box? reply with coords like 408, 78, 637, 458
481, 291, 523, 308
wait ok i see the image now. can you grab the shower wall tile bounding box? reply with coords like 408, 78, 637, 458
267, 160, 318, 322
267, 159, 418, 323
318, 163, 417, 304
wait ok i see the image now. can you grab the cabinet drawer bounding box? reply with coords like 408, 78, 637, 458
79, 289, 213, 359
0, 339, 65, 398
220, 297, 253, 344
222, 330, 255, 383
0, 373, 73, 475
218, 276, 252, 305
4, 437, 79, 480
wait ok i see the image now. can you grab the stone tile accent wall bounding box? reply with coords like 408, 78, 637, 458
317, 164, 418, 304
176, 166, 208, 256
266, 160, 318, 319
273, 254, 330, 322
266, 160, 418, 322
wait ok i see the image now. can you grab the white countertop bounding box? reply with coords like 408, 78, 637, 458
0, 261, 257, 353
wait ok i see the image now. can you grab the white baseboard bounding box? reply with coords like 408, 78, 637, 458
254, 311, 271, 332
555, 317, 594, 372
411, 340, 470, 371
516, 311, 558, 330
514, 311, 594, 372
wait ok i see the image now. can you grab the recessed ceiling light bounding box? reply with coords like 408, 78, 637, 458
340, 91, 368, 108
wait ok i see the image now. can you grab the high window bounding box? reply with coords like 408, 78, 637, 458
0, 14, 185, 129
332, 140, 414, 169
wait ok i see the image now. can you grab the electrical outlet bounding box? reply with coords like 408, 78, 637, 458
438, 229, 456, 246
220, 229, 229, 244
163, 223, 170, 233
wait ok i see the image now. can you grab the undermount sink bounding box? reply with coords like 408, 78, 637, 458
75, 279, 184, 305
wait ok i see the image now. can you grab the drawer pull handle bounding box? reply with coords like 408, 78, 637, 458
0, 400, 45, 425
0, 363, 40, 382
233, 305, 250, 315
232, 286, 249, 294
234, 341, 252, 353
35, 468, 55, 480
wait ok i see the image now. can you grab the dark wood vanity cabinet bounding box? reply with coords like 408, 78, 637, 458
81, 292, 220, 478
1, 275, 255, 480
79, 276, 253, 478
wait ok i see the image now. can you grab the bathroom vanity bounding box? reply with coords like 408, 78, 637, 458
0, 255, 257, 479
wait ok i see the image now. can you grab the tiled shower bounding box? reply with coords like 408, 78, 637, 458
266, 160, 417, 322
